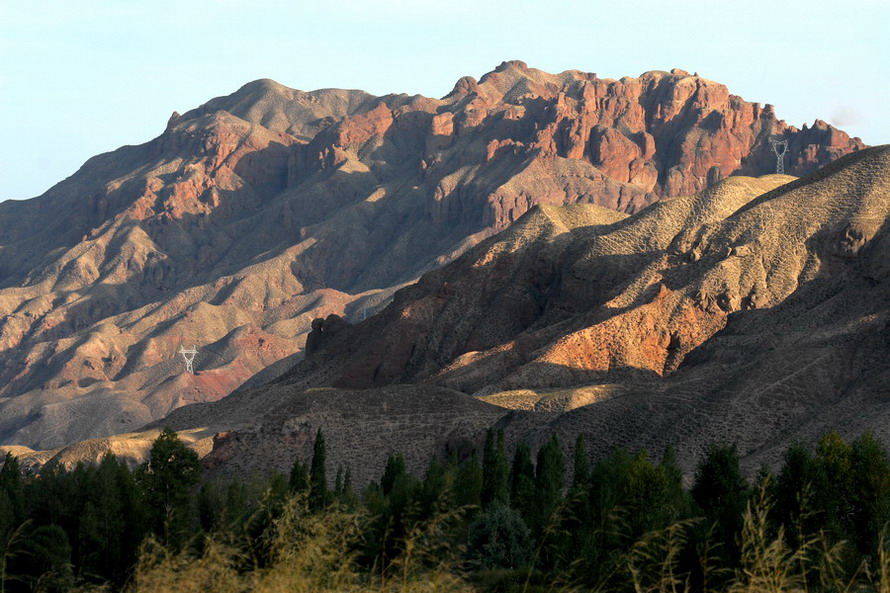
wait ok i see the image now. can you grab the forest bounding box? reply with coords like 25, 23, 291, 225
2, 427, 890, 593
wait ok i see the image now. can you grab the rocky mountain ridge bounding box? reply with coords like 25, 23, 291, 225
0, 62, 863, 449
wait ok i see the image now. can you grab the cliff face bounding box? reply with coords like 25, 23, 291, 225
0, 63, 862, 449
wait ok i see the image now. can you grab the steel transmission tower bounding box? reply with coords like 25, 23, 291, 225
771, 139, 789, 174
179, 345, 198, 374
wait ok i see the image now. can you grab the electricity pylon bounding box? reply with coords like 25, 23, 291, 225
178, 345, 198, 374
770, 139, 789, 174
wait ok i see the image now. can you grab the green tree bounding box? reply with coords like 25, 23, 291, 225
22, 462, 69, 530
773, 441, 819, 549
691, 443, 750, 561
623, 450, 683, 536
243, 470, 291, 568
341, 468, 358, 509
197, 480, 220, 532
418, 457, 453, 515
510, 442, 536, 522
455, 453, 483, 510
582, 448, 687, 586
0, 453, 24, 583
560, 436, 593, 573
17, 524, 73, 593
531, 434, 565, 551
849, 432, 890, 557
466, 501, 533, 570
136, 427, 200, 547
381, 453, 407, 497
482, 429, 510, 507
571, 435, 591, 494
288, 458, 309, 493
813, 431, 853, 540
334, 466, 344, 498
0, 492, 14, 551
362, 454, 419, 572
309, 428, 329, 510
86, 453, 144, 583
0, 517, 28, 593
0, 456, 22, 528
222, 476, 249, 528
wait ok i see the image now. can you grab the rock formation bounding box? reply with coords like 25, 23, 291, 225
0, 63, 863, 449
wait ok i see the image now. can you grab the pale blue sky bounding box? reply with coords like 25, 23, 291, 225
1, 0, 888, 201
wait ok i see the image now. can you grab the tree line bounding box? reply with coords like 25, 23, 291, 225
2, 427, 890, 592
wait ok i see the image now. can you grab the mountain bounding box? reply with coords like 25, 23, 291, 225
8, 145, 888, 483
276, 144, 890, 472
0, 62, 863, 450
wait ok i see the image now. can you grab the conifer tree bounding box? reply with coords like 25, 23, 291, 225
334, 466, 344, 498
79, 454, 129, 581
571, 434, 591, 493
813, 431, 852, 539
289, 459, 309, 493
309, 428, 329, 510
691, 443, 749, 561
482, 429, 510, 506
774, 442, 818, 548
482, 429, 496, 504
222, 476, 248, 527
466, 501, 533, 570
455, 452, 483, 509
0, 455, 22, 528
849, 432, 890, 556
418, 457, 451, 514
18, 524, 73, 592
197, 481, 219, 533
510, 441, 535, 521
341, 468, 358, 509
533, 435, 565, 535
381, 453, 406, 497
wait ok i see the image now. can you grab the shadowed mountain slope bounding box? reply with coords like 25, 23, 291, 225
270, 146, 890, 474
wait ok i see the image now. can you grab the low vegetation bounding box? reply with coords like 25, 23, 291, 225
3, 428, 890, 592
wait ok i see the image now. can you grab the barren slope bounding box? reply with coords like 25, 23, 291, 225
1, 385, 509, 487
277, 146, 890, 472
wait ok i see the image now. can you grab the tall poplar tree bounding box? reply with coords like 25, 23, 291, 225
510, 442, 535, 521
137, 428, 200, 547
309, 428, 329, 510
482, 429, 509, 506
533, 435, 565, 535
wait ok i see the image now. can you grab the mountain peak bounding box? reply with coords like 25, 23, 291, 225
495, 59, 529, 72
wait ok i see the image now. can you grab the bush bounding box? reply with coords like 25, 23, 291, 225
466, 501, 533, 571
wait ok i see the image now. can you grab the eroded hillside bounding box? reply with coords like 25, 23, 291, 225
10, 146, 887, 482
0, 62, 863, 449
